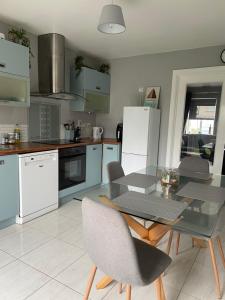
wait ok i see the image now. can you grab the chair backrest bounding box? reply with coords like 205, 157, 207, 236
107, 161, 125, 182
179, 156, 209, 174
82, 197, 142, 285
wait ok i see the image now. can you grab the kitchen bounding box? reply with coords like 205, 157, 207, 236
0, 1, 225, 299
0, 31, 124, 224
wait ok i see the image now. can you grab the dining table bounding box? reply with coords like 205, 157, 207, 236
79, 165, 225, 299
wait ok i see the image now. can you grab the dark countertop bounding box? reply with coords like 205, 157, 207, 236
0, 138, 121, 156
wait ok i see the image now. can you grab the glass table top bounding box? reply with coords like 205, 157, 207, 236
75, 166, 225, 239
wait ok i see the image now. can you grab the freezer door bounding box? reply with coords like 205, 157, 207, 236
122, 107, 150, 155
122, 153, 147, 175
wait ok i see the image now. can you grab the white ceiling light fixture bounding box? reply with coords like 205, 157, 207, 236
98, 2, 126, 34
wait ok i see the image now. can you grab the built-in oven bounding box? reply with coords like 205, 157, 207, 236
59, 146, 86, 191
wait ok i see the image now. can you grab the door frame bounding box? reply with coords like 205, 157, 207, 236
166, 66, 225, 174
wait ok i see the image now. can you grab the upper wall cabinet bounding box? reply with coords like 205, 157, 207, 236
0, 39, 30, 107
0, 39, 29, 77
70, 67, 110, 113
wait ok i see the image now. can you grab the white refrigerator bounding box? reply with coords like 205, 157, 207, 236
122, 107, 160, 175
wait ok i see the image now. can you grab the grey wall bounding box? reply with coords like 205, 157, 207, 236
96, 45, 225, 165
0, 20, 101, 128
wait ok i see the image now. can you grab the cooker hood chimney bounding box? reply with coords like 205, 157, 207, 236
35, 33, 76, 100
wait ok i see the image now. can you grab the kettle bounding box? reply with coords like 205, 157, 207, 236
93, 127, 104, 140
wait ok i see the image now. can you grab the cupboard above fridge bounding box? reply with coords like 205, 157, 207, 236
70, 66, 110, 113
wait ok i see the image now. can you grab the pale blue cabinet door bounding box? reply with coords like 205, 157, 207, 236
0, 155, 19, 222
0, 39, 29, 77
102, 144, 121, 184
86, 144, 102, 188
84, 68, 110, 95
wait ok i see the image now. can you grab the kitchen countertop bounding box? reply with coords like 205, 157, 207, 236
0, 138, 121, 156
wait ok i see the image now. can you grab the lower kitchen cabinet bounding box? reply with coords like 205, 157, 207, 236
102, 143, 121, 184
0, 155, 19, 222
86, 144, 103, 188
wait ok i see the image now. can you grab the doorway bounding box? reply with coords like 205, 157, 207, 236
166, 66, 225, 174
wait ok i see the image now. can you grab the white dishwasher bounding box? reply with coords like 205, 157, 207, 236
16, 150, 58, 224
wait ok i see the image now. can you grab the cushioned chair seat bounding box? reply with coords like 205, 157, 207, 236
134, 238, 171, 285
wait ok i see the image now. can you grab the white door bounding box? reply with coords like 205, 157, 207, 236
122, 107, 150, 155
166, 66, 225, 174
122, 153, 147, 175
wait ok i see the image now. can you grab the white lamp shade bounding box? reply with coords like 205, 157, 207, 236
98, 4, 126, 34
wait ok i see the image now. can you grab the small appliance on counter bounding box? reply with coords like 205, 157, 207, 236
116, 123, 123, 142
93, 127, 104, 140
73, 126, 81, 143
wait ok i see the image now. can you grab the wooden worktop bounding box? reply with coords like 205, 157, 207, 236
0, 138, 121, 156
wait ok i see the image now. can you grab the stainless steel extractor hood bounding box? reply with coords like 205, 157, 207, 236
32, 33, 79, 100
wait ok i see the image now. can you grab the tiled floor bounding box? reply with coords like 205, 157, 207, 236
0, 188, 224, 299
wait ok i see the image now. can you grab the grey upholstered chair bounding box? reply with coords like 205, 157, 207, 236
107, 161, 125, 182
172, 156, 210, 254
179, 156, 210, 174
107, 161, 128, 199
82, 197, 171, 300
166, 157, 211, 256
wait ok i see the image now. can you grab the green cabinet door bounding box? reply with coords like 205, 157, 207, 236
102, 144, 121, 184
0, 155, 19, 222
86, 144, 103, 188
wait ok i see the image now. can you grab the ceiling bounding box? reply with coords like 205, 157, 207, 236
0, 0, 225, 60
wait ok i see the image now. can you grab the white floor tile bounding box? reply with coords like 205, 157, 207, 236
0, 260, 49, 300
26, 212, 80, 237
182, 262, 217, 299
103, 280, 180, 300
26, 279, 83, 300
164, 246, 199, 290
56, 254, 116, 300
0, 227, 52, 258
57, 225, 85, 249
177, 292, 200, 300
58, 200, 83, 221
21, 239, 85, 277
0, 249, 16, 269
0, 223, 25, 239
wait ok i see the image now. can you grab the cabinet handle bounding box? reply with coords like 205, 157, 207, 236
96, 86, 101, 90
0, 63, 5, 68
39, 165, 44, 168
107, 147, 113, 150
0, 160, 5, 165
92, 147, 97, 150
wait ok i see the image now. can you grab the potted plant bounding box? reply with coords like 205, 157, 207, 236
99, 63, 110, 74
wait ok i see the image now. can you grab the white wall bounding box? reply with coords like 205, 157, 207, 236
96, 45, 225, 165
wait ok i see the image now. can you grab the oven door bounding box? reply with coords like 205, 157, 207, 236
59, 148, 86, 191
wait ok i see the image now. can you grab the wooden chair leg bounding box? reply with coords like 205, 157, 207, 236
118, 282, 123, 294
83, 265, 97, 300
217, 237, 225, 269
155, 277, 164, 300
166, 231, 173, 255
176, 233, 180, 255
126, 284, 131, 300
208, 239, 221, 299
96, 275, 113, 289
192, 237, 195, 248
159, 276, 166, 300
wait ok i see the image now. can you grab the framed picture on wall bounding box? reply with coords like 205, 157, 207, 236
144, 86, 160, 108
